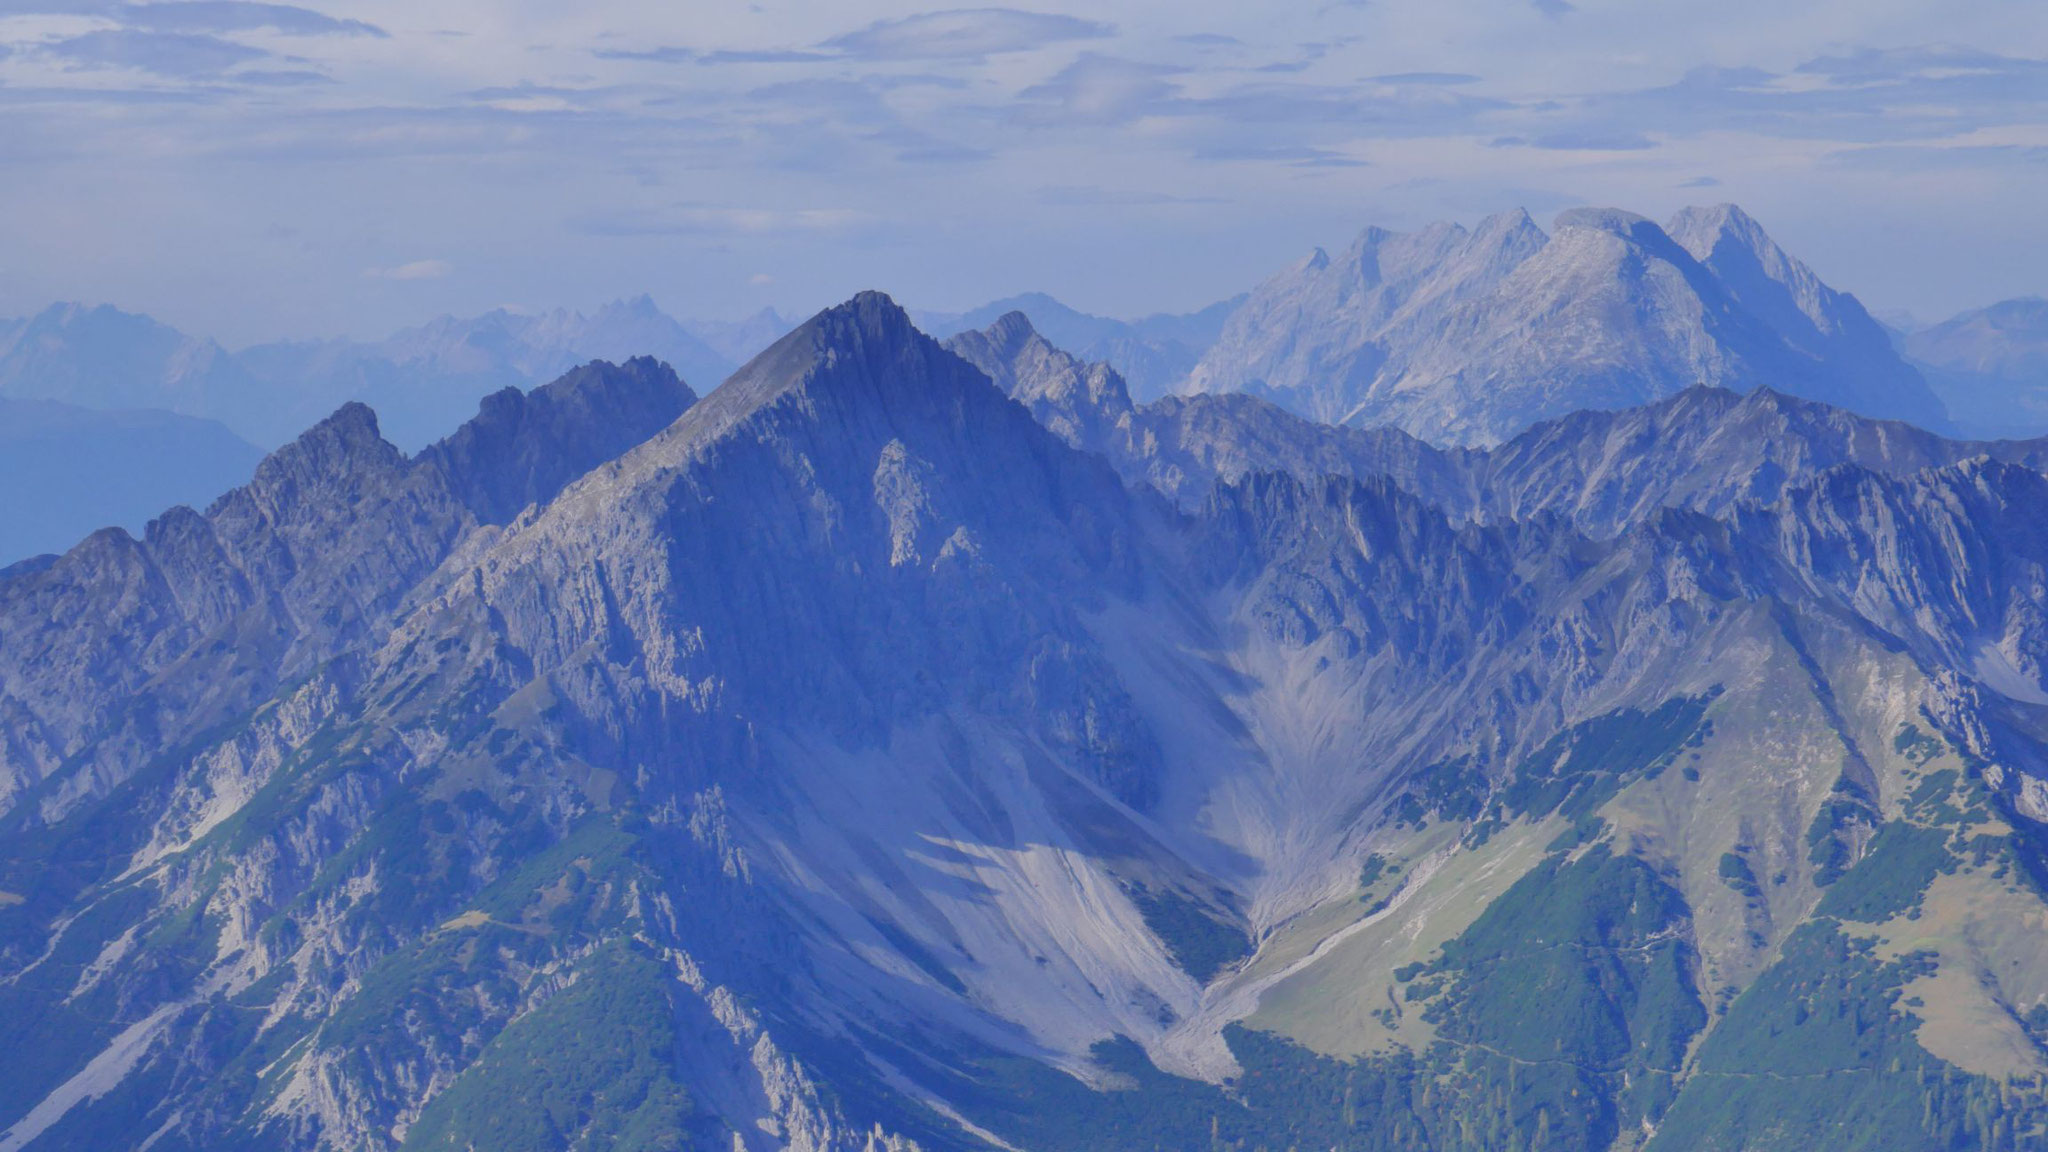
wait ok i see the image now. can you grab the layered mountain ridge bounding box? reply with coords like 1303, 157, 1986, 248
0, 298, 736, 452
0, 295, 2045, 1152
950, 309, 2048, 537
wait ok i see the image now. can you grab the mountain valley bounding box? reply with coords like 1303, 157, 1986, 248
0, 290, 2044, 1151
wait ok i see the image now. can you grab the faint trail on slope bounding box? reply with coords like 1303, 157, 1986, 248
1150, 846, 1458, 1079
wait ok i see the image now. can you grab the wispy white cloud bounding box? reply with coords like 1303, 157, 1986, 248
574, 204, 870, 238
367, 259, 452, 280
43, 28, 265, 75
824, 8, 1112, 61
2, 0, 2047, 339
118, 2, 384, 37
0, 0, 383, 36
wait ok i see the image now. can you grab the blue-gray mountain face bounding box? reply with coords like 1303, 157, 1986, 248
920, 292, 1244, 403
2, 292, 2047, 1152
1903, 297, 2048, 439
0, 399, 264, 567
1185, 204, 1950, 444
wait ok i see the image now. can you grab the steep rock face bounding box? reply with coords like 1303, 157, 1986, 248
3, 296, 2048, 1152
0, 359, 695, 821
1666, 204, 1938, 425
1184, 205, 1948, 445
1464, 384, 2045, 537
942, 311, 1138, 462
416, 355, 698, 526
948, 313, 1469, 511
1732, 459, 2048, 690
1184, 210, 1545, 428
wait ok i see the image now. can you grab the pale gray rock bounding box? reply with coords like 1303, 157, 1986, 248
1184, 205, 1949, 446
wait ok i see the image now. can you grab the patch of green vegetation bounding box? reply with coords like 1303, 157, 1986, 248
1894, 723, 1944, 765
1420, 845, 1704, 1081
1128, 886, 1251, 984
1500, 693, 1716, 824
1719, 851, 1763, 900
1412, 755, 1488, 822
1357, 853, 1404, 914
1814, 822, 1955, 923
1357, 853, 1389, 892
401, 939, 694, 1152
1906, 768, 1964, 824
2024, 1004, 2048, 1049
1649, 922, 2048, 1150
1546, 814, 1605, 853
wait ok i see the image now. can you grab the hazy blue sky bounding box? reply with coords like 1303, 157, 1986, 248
2, 1, 2046, 343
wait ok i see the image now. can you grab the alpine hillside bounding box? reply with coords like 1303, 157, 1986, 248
0, 295, 2044, 1152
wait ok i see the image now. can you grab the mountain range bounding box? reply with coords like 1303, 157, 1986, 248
1900, 297, 2048, 439
21, 203, 2031, 465
0, 297, 744, 453
2, 293, 2047, 1151
1184, 204, 1949, 445
919, 292, 1243, 402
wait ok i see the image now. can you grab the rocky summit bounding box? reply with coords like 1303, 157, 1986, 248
1, 293, 2047, 1152
1182, 204, 1950, 446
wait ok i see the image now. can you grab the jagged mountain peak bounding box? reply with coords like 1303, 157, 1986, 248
976, 309, 1044, 359
1666, 202, 1767, 249
1666, 203, 1827, 316
230, 399, 407, 509
1544, 207, 1711, 280
9, 327, 2048, 1151
1186, 202, 1948, 444
1552, 205, 1658, 239
417, 357, 699, 526
678, 291, 949, 438
1475, 205, 1541, 235
600, 292, 665, 318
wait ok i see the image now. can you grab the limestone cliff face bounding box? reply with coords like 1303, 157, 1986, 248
1183, 205, 1949, 445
